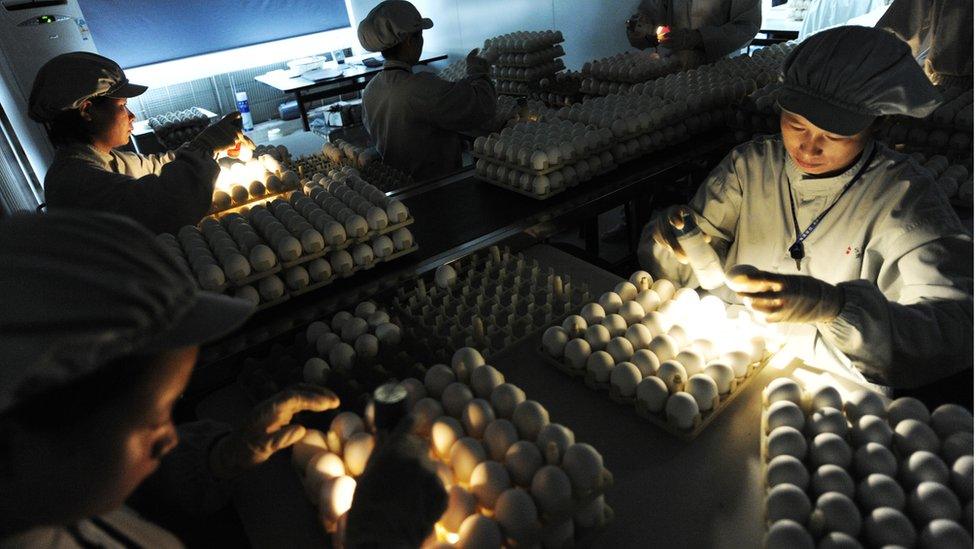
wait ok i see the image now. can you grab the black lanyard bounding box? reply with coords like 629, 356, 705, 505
786, 145, 877, 270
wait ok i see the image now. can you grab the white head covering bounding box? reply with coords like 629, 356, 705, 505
0, 211, 254, 414
29, 52, 148, 123
357, 0, 433, 53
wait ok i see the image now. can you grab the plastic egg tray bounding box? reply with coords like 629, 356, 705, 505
879, 85, 972, 161
293, 346, 614, 547
393, 246, 592, 361
147, 107, 211, 149
579, 51, 682, 97
760, 363, 974, 549
438, 57, 469, 83
482, 30, 565, 55
483, 30, 567, 96
289, 144, 414, 193
210, 144, 297, 215
531, 71, 584, 107
539, 271, 776, 440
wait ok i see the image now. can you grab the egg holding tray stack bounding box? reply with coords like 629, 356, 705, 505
393, 246, 592, 361
877, 85, 973, 163
539, 270, 777, 440
484, 30, 567, 96
310, 140, 415, 193
291, 345, 614, 548
760, 365, 973, 549
210, 144, 296, 215
148, 107, 212, 149
579, 51, 681, 97
532, 71, 585, 107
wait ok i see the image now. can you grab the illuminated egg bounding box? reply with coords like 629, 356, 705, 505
342, 432, 375, 476
505, 440, 544, 486
441, 485, 477, 533
212, 190, 232, 211
319, 475, 357, 521
435, 264, 457, 289
631, 349, 660, 377
651, 279, 676, 301
491, 383, 526, 420
580, 303, 606, 325
766, 484, 811, 523
858, 473, 905, 511
536, 423, 575, 466
704, 362, 735, 395
810, 385, 844, 412
303, 357, 330, 385
629, 270, 653, 291
470, 461, 511, 509
766, 455, 809, 490
411, 398, 445, 437
635, 289, 662, 313
689, 339, 715, 361
902, 450, 950, 487
451, 348, 485, 384
764, 520, 813, 549
494, 488, 540, 546
315, 333, 341, 358
291, 429, 329, 472
675, 349, 705, 376
304, 452, 346, 503
853, 415, 892, 447
698, 294, 726, 318
764, 378, 804, 406
766, 401, 806, 433
484, 419, 520, 462
887, 396, 931, 427
601, 315, 628, 339
432, 416, 465, 460
636, 376, 669, 414
666, 325, 688, 348
372, 235, 394, 258
863, 507, 916, 548
584, 324, 612, 351
811, 433, 853, 469
542, 327, 569, 359
845, 390, 887, 424
231, 185, 250, 205
462, 399, 495, 439
470, 365, 505, 399
561, 315, 587, 338
530, 465, 573, 517
942, 432, 973, 464
673, 287, 699, 307
686, 374, 718, 412
424, 364, 456, 398
606, 336, 634, 363
723, 350, 751, 378
810, 492, 861, 538
641, 311, 670, 337
328, 412, 365, 453
374, 322, 401, 347
457, 515, 503, 549
919, 519, 973, 549
930, 404, 974, 438
341, 316, 369, 342
450, 437, 487, 484
399, 377, 426, 409
649, 334, 678, 362
854, 442, 898, 478
767, 426, 807, 460
328, 250, 354, 274
442, 383, 475, 419
910, 481, 962, 523
894, 419, 940, 455
808, 407, 849, 437
307, 258, 332, 282
618, 301, 645, 325
561, 443, 604, 494
665, 392, 699, 430
656, 360, 687, 393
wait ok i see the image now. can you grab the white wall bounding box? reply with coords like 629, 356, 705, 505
348, 0, 641, 70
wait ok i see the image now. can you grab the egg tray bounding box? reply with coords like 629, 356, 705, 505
494, 69, 562, 84
471, 144, 614, 176
538, 345, 768, 441
350, 216, 415, 245
759, 362, 975, 547
476, 163, 616, 201
494, 49, 565, 68
255, 292, 291, 313
485, 38, 565, 56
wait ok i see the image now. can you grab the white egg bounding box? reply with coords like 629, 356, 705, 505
863, 507, 916, 548
410, 398, 444, 437
442, 383, 474, 419
629, 270, 653, 290
636, 376, 670, 414
530, 465, 573, 517
441, 485, 477, 532
561, 443, 604, 494
450, 348, 485, 384
764, 378, 804, 406
586, 351, 615, 383
613, 281, 639, 302
641, 311, 671, 337
494, 488, 539, 545
340, 316, 369, 342
512, 400, 550, 441
704, 362, 735, 394
902, 450, 950, 487
810, 433, 853, 469
374, 322, 401, 346
319, 475, 356, 521
424, 364, 457, 398
887, 396, 931, 426
635, 289, 662, 313
563, 338, 591, 372
328, 412, 365, 454
950, 454, 973, 497
469, 460, 511, 509
854, 442, 898, 478
811, 464, 855, 498
624, 324, 653, 352
810, 492, 861, 537
561, 315, 587, 338
606, 336, 634, 363
601, 314, 628, 337
766, 483, 811, 523
435, 264, 457, 289
845, 390, 888, 423
723, 350, 752, 377
918, 519, 973, 549
490, 383, 526, 419
484, 419, 520, 462
579, 303, 606, 324
810, 385, 844, 411
650, 279, 676, 301
618, 301, 645, 325
631, 349, 660, 377
292, 429, 329, 472
649, 334, 678, 362
930, 404, 974, 438
675, 349, 705, 376
353, 333, 378, 359
450, 437, 487, 484
505, 440, 544, 486
666, 325, 688, 347
894, 419, 940, 455
462, 399, 495, 439
767, 426, 807, 460
656, 360, 688, 393
909, 481, 962, 523
767, 455, 809, 490
536, 423, 575, 465
542, 326, 569, 358
764, 520, 814, 549
665, 391, 699, 430
610, 362, 643, 398
807, 407, 848, 437
816, 532, 862, 549
858, 473, 906, 511
342, 431, 375, 476
686, 374, 719, 412
304, 451, 346, 503
431, 416, 466, 460
302, 357, 331, 385
470, 365, 505, 399
584, 324, 612, 351
942, 431, 974, 464
767, 401, 806, 433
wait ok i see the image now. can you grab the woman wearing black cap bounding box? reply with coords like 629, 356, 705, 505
29, 52, 248, 235
640, 26, 973, 392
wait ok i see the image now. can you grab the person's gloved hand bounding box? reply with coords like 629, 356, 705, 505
650, 205, 709, 264
728, 265, 845, 323
344, 417, 447, 547
465, 48, 491, 78
191, 112, 247, 155
661, 28, 703, 51
626, 12, 658, 49
209, 384, 340, 479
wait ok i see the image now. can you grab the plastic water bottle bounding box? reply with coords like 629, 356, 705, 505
674, 213, 725, 290
235, 91, 254, 131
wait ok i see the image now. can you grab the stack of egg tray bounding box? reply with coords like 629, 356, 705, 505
760, 363, 973, 549
539, 271, 774, 440
148, 107, 211, 149
530, 71, 585, 107
579, 51, 681, 97
727, 82, 782, 142
878, 85, 973, 163
294, 346, 614, 547
483, 30, 567, 96
210, 144, 300, 216
471, 119, 616, 200
289, 148, 413, 193
393, 246, 591, 362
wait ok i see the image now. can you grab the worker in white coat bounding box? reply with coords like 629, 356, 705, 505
29, 52, 249, 234
798, 0, 891, 40
640, 26, 973, 391
358, 0, 496, 181
627, 0, 762, 68
877, 0, 974, 86
0, 212, 447, 548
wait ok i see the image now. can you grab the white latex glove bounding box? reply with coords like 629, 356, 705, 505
190, 112, 251, 154
728, 265, 845, 324
661, 28, 702, 51
649, 204, 710, 264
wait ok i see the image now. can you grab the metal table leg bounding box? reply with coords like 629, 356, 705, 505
296, 91, 310, 131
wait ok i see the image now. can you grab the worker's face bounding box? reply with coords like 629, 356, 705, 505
780, 110, 871, 176
1, 347, 196, 525
84, 97, 136, 149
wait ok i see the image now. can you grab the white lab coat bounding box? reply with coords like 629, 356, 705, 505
637, 0, 762, 66
361, 60, 496, 182
44, 143, 218, 235
798, 0, 890, 40
638, 135, 973, 389
877, 0, 974, 86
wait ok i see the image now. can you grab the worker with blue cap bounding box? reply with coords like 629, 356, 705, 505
641, 26, 973, 392
357, 0, 497, 181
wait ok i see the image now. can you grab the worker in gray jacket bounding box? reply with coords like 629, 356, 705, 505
877, 0, 973, 87
358, 0, 496, 181
29, 52, 247, 234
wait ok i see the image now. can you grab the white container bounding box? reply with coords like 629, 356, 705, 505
674, 215, 725, 290
236, 91, 254, 131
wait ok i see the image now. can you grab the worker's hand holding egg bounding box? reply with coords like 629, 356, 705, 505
730, 267, 844, 324
649, 205, 697, 263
